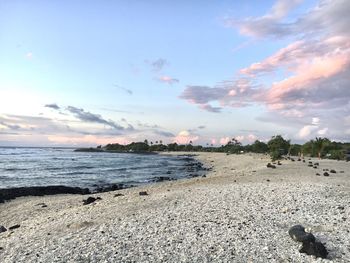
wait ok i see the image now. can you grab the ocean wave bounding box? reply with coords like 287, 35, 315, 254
4, 168, 28, 171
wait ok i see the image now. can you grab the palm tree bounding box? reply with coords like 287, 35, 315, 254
314, 137, 329, 159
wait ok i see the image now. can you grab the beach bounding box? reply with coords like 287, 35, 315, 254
0, 152, 349, 262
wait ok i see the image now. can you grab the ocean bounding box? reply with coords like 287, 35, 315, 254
0, 147, 204, 190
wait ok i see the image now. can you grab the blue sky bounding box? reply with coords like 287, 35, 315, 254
0, 0, 349, 146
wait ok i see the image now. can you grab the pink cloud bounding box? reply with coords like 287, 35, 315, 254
219, 137, 230, 145
173, 130, 199, 144
26, 52, 33, 59
158, 76, 179, 85
47, 135, 130, 146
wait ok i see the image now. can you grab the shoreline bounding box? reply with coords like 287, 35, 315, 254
0, 152, 349, 262
0, 153, 207, 203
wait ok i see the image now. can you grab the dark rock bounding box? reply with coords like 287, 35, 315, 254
297, 158, 301, 161
95, 184, 124, 193
313, 166, 318, 169
308, 161, 313, 165
114, 193, 124, 197
316, 173, 320, 176
9, 224, 20, 230
267, 163, 276, 169
324, 172, 330, 177
339, 171, 345, 173
139, 191, 148, 196
83, 197, 101, 205
291, 158, 295, 162
299, 241, 328, 259
277, 161, 282, 165
202, 175, 206, 178
330, 169, 336, 173
152, 176, 172, 182
314, 162, 319, 166
303, 160, 306, 163
308, 164, 313, 167
0, 225, 7, 233
288, 225, 316, 243
0, 186, 90, 202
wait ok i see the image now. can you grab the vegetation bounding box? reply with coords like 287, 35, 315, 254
76, 136, 350, 161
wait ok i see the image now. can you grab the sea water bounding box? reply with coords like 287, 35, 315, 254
0, 147, 201, 190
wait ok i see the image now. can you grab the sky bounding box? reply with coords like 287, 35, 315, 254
0, 0, 349, 147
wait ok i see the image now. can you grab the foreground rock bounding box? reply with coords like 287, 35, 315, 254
288, 225, 315, 243
289, 224, 328, 259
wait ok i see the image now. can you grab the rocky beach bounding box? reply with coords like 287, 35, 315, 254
0, 152, 349, 262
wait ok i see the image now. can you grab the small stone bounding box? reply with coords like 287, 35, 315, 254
323, 172, 330, 177
83, 197, 101, 205
267, 163, 276, 169
139, 191, 148, 196
316, 173, 320, 176
9, 224, 20, 230
0, 225, 7, 233
281, 207, 289, 213
330, 169, 336, 173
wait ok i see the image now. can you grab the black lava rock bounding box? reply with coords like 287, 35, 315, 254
267, 163, 276, 169
83, 197, 101, 205
152, 176, 172, 182
299, 241, 328, 259
288, 225, 315, 243
330, 169, 336, 173
289, 225, 328, 259
324, 172, 330, 177
95, 184, 125, 193
0, 186, 90, 202
139, 191, 148, 196
114, 193, 124, 197
316, 173, 320, 176
9, 224, 20, 230
0, 225, 7, 233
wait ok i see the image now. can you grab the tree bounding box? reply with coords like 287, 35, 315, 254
251, 140, 268, 153
314, 137, 330, 159
267, 135, 290, 160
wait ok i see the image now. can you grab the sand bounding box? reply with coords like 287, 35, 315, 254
0, 152, 349, 262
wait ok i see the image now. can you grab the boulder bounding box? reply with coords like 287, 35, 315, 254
288, 225, 315, 243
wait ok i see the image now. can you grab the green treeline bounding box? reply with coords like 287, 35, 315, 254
90, 136, 350, 161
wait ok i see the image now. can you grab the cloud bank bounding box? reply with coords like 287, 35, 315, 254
181, 0, 350, 141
